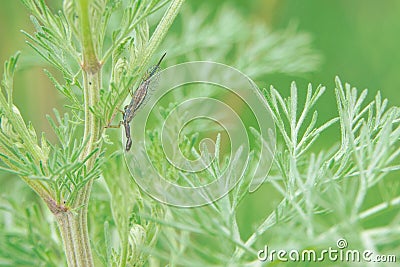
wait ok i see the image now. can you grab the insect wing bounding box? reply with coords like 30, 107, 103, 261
130, 63, 162, 116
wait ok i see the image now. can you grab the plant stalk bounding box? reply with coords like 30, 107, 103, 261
137, 0, 185, 75
53, 0, 185, 265
56, 210, 92, 267
55, 0, 101, 266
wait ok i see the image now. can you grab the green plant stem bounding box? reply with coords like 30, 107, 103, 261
50, 0, 184, 265
0, 96, 45, 165
54, 0, 101, 266
108, 0, 185, 124
137, 0, 185, 75
56, 210, 89, 267
117, 2, 185, 265
119, 233, 128, 267
0, 67, 53, 206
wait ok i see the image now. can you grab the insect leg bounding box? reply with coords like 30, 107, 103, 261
123, 122, 132, 151
105, 120, 122, 128
126, 136, 132, 151
105, 107, 125, 128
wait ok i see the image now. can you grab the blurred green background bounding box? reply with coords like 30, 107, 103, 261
1, 0, 399, 262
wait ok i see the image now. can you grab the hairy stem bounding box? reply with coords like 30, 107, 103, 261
56, 210, 91, 267
137, 0, 186, 75
56, 0, 101, 266
53, 0, 185, 265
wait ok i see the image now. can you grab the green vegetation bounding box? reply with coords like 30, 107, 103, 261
1, 1, 399, 266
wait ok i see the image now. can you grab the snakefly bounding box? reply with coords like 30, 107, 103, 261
107, 52, 166, 151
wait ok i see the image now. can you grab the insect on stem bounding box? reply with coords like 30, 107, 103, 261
106, 52, 167, 151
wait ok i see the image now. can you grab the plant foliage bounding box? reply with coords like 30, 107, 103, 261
0, 1, 399, 266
